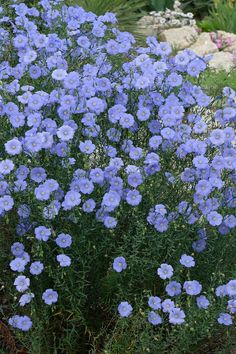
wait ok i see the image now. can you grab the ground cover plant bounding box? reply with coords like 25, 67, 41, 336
0, 0, 235, 353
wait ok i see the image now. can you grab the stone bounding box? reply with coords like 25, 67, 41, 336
137, 15, 155, 26
137, 16, 159, 37
224, 43, 236, 54
188, 33, 218, 56
159, 26, 199, 50
209, 52, 236, 72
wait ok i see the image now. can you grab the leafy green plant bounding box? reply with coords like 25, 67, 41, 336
150, 0, 174, 11
149, 0, 213, 18
181, 0, 213, 19
199, 69, 236, 96
68, 0, 148, 40
199, 0, 236, 33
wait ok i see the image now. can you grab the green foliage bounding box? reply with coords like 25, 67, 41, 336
199, 69, 236, 97
102, 217, 236, 353
149, 0, 213, 18
67, 0, 148, 39
104, 324, 236, 354
150, 0, 174, 11
181, 0, 214, 19
199, 0, 236, 33
1, 155, 236, 352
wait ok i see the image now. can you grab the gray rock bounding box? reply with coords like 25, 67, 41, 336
137, 16, 159, 37
224, 43, 236, 54
209, 52, 236, 72
159, 26, 199, 50
188, 33, 218, 56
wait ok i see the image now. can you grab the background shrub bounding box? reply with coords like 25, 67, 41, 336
199, 0, 236, 34
149, 0, 214, 18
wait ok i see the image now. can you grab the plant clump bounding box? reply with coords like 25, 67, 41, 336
0, 0, 235, 352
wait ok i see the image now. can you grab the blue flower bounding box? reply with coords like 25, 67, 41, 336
148, 296, 161, 310
226, 280, 236, 297
34, 184, 50, 201
55, 233, 72, 248
169, 308, 185, 325
52, 69, 67, 81
184, 280, 202, 296
10, 258, 26, 272
104, 216, 117, 229
79, 140, 95, 155
102, 191, 121, 208
165, 281, 182, 297
113, 257, 127, 273
217, 313, 233, 326
5, 138, 22, 155
34, 226, 51, 242
0, 159, 14, 175
57, 254, 71, 267
30, 261, 44, 275
118, 301, 133, 317
126, 189, 142, 206
148, 311, 162, 325
179, 254, 195, 268
207, 211, 223, 226
57, 125, 75, 142
196, 295, 210, 309
0, 195, 14, 211
162, 299, 175, 313
42, 289, 58, 305
11, 242, 24, 257
30, 167, 47, 183
19, 293, 34, 307
62, 191, 81, 209
157, 264, 174, 280
14, 276, 30, 292
64, 72, 80, 89
119, 113, 134, 129
17, 316, 32, 331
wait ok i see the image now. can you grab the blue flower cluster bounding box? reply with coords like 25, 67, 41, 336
116, 255, 236, 327
0, 0, 235, 331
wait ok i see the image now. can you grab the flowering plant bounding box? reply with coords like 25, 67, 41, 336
210, 31, 236, 50
0, 0, 235, 351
